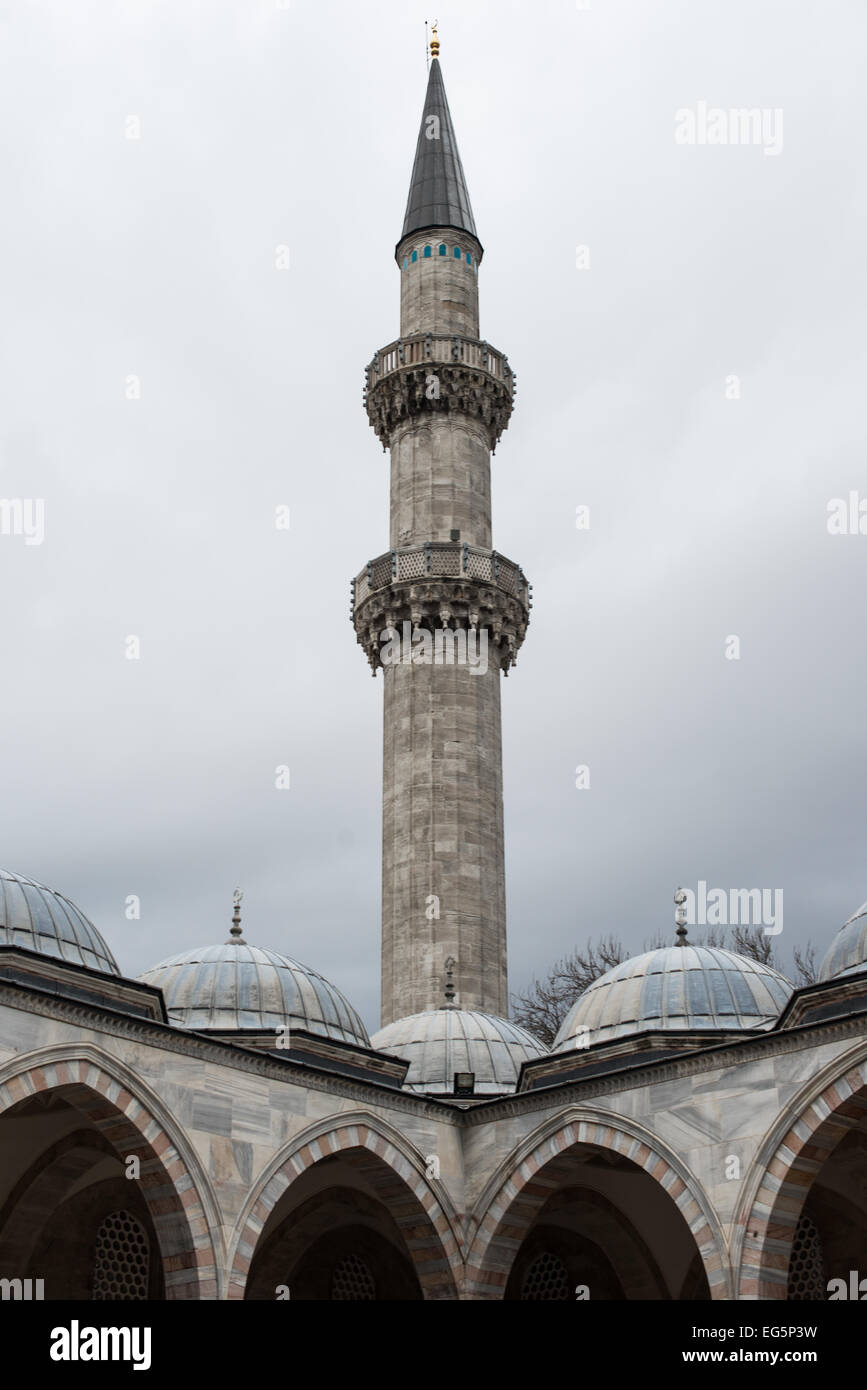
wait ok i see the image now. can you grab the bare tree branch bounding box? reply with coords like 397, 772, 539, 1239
511, 936, 628, 1045
792, 942, 818, 987
730, 924, 775, 966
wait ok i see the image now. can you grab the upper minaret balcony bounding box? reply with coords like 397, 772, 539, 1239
363, 332, 515, 454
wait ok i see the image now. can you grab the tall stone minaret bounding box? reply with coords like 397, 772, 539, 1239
352, 31, 530, 1028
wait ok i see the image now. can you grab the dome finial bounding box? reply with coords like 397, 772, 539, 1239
674, 887, 688, 947
227, 887, 246, 945
429, 20, 440, 61
443, 955, 457, 1006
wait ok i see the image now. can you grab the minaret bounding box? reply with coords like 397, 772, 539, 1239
352, 31, 530, 1027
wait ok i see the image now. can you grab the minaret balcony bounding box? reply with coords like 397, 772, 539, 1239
351, 542, 531, 674
363, 334, 516, 451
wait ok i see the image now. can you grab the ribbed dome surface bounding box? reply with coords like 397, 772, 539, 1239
553, 945, 793, 1051
140, 942, 370, 1045
818, 901, 867, 982
0, 867, 119, 975
370, 1009, 546, 1094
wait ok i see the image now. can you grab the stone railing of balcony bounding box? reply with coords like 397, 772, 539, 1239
353, 541, 528, 608
362, 335, 516, 450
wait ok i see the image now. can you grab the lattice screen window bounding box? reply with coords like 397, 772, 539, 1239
92, 1209, 150, 1300
787, 1212, 825, 1301
520, 1250, 571, 1300
331, 1253, 376, 1300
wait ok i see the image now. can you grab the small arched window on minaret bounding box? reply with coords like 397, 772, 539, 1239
438, 243, 446, 256
411, 249, 418, 263
423, 245, 431, 257
453, 245, 461, 258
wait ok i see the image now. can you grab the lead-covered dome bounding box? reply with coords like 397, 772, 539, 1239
141, 894, 369, 1045
370, 1008, 546, 1095
140, 939, 370, 1046
0, 866, 119, 975
818, 900, 867, 982
553, 945, 793, 1052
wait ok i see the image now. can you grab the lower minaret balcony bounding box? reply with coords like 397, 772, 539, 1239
363, 334, 515, 451
351, 541, 531, 674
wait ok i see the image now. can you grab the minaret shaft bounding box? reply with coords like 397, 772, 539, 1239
397, 230, 481, 339
389, 416, 492, 551
381, 660, 507, 1024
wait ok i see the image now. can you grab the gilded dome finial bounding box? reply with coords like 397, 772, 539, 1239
429, 20, 440, 60
674, 887, 688, 947
227, 887, 246, 944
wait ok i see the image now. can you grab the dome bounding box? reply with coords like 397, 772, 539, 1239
140, 941, 370, 1046
370, 1008, 547, 1095
818, 900, 867, 982
0, 866, 119, 975
553, 945, 794, 1052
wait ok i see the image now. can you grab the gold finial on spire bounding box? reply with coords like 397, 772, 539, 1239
429, 20, 440, 60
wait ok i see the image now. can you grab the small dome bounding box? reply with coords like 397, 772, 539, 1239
553, 945, 793, 1051
0, 866, 119, 975
140, 941, 370, 1046
818, 901, 867, 982
370, 1009, 546, 1095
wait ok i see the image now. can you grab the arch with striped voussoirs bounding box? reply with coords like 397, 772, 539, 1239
735, 1046, 867, 1299
465, 1109, 730, 1300
0, 1044, 221, 1298
228, 1111, 464, 1300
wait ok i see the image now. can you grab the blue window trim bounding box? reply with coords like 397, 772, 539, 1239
411, 249, 418, 263
453, 246, 461, 258
423, 245, 431, 258
438, 243, 446, 256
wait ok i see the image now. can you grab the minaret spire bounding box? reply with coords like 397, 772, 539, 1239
401, 46, 478, 248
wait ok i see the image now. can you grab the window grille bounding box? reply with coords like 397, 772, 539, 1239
520, 1250, 570, 1300
331, 1253, 376, 1300
91, 1209, 149, 1300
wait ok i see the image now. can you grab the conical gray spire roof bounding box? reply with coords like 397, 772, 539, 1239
400, 58, 479, 247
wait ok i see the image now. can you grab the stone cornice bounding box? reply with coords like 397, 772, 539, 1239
0, 980, 461, 1127
777, 968, 867, 1028
461, 1007, 867, 1126
5, 976, 865, 1134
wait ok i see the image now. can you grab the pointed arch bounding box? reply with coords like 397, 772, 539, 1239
0, 1044, 221, 1298
735, 1045, 867, 1298
228, 1111, 463, 1300
466, 1109, 730, 1299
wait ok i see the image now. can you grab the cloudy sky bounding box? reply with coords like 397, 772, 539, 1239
1, 0, 865, 1030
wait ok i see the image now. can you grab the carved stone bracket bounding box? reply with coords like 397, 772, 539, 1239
352, 577, 529, 675
365, 363, 514, 451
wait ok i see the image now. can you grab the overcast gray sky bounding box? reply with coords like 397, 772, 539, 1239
1, 0, 865, 1029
